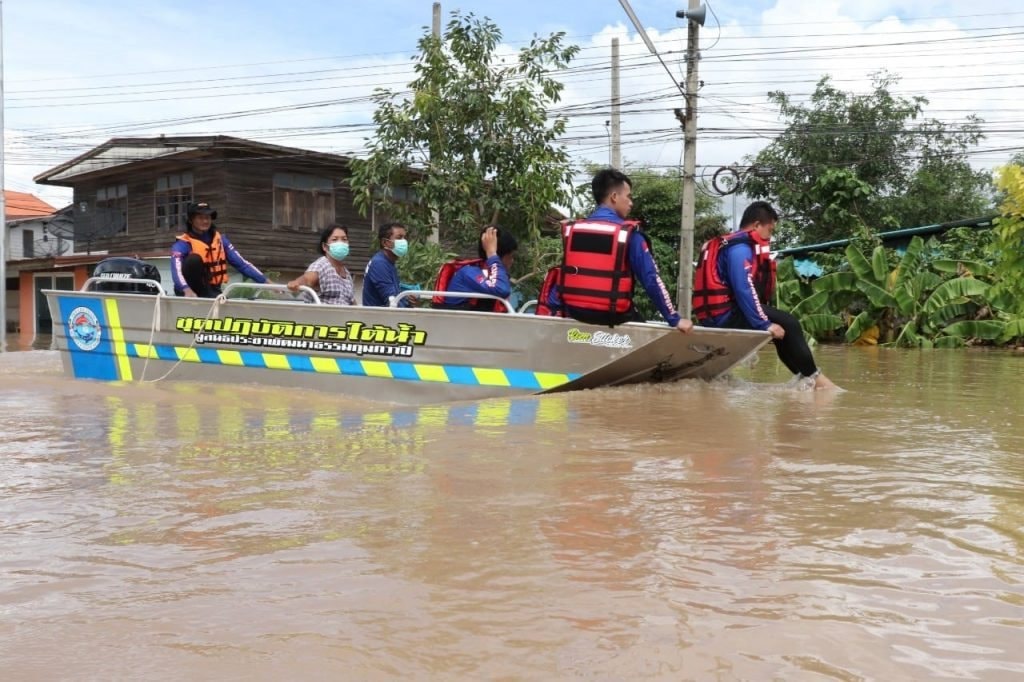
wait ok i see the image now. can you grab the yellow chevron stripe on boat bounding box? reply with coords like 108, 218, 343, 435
103, 298, 133, 381
133, 344, 158, 359
262, 353, 291, 371
125, 343, 579, 390
535, 372, 574, 390
311, 356, 341, 373
413, 364, 449, 383
217, 350, 245, 366
361, 361, 393, 378
472, 367, 511, 387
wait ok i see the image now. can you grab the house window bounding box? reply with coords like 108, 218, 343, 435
273, 172, 334, 231
155, 172, 194, 230
372, 185, 419, 203
22, 229, 34, 258
387, 185, 419, 203
96, 184, 128, 235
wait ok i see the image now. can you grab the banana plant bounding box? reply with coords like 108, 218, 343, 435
774, 257, 844, 341
814, 236, 996, 347
908, 277, 995, 347
997, 316, 1024, 345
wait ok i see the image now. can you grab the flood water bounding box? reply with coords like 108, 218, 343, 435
1, 346, 1023, 680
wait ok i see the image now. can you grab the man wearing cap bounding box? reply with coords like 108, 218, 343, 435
170, 202, 269, 297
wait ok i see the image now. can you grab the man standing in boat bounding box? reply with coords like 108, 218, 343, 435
539, 168, 693, 333
693, 201, 837, 390
170, 202, 269, 297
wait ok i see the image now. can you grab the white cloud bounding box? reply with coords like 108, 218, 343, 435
4, 1, 1023, 217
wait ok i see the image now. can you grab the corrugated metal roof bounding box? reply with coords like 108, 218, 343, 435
33, 135, 356, 186
38, 142, 202, 184
776, 215, 996, 258
5, 190, 57, 219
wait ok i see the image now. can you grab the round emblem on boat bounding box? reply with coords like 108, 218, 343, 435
67, 306, 102, 351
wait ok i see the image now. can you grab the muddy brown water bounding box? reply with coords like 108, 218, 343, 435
1, 347, 1022, 680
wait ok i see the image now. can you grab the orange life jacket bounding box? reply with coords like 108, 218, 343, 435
692, 229, 775, 322
558, 219, 640, 326
176, 230, 228, 287
430, 258, 505, 312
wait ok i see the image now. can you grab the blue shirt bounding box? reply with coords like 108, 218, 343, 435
441, 255, 512, 309
362, 250, 409, 307
170, 229, 267, 294
549, 207, 681, 327
706, 239, 771, 331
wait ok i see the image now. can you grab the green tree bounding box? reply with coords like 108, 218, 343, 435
350, 11, 579, 258
628, 168, 729, 248
743, 73, 991, 246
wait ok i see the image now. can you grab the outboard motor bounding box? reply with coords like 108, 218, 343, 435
92, 257, 162, 295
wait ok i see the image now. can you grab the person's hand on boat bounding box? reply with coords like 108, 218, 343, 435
183, 288, 198, 298
768, 323, 785, 339
481, 226, 499, 257
676, 318, 694, 334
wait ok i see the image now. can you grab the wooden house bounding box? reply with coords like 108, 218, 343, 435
33, 135, 388, 277
13, 135, 403, 346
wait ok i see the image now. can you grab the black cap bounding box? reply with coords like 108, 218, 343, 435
187, 202, 217, 220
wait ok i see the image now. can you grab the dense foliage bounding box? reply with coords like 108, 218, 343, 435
350, 11, 579, 258
744, 73, 992, 246
774, 220, 1024, 348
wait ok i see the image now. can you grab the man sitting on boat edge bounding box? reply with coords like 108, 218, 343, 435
432, 225, 518, 312
693, 201, 838, 390
170, 202, 269, 298
536, 168, 693, 334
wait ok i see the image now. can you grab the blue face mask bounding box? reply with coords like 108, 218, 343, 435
328, 241, 349, 261
391, 238, 409, 258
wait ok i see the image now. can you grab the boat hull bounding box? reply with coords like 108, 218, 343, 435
46, 291, 770, 404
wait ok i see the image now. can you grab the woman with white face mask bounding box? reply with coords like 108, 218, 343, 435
287, 224, 357, 305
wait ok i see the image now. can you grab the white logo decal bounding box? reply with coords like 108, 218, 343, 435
67, 306, 102, 351
567, 327, 633, 349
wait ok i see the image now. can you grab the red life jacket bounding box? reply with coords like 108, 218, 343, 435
558, 219, 640, 327
534, 266, 564, 317
430, 258, 505, 312
692, 229, 776, 323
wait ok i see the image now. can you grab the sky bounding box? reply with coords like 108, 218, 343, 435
5, 0, 1024, 214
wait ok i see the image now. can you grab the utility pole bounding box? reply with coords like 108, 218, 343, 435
604, 121, 612, 165
731, 165, 739, 231
0, 0, 7, 351
610, 37, 622, 169
676, 1, 702, 319
428, 2, 442, 244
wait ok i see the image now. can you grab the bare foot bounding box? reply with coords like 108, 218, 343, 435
814, 373, 840, 391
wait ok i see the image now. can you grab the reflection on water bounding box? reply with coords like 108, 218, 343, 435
1, 346, 1023, 679
3, 332, 52, 351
